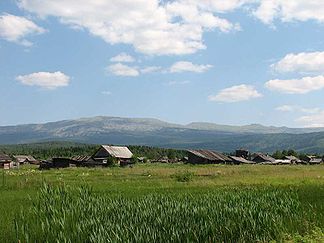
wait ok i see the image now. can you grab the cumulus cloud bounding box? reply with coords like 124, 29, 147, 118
106, 63, 139, 76
16, 71, 70, 89
110, 53, 135, 63
272, 51, 324, 74
208, 84, 262, 103
169, 61, 212, 73
265, 76, 324, 94
106, 61, 212, 76
253, 0, 324, 24
276, 105, 320, 114
14, 0, 324, 54
18, 0, 241, 55
0, 13, 45, 46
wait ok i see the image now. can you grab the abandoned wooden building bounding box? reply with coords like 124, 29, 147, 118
92, 145, 133, 166
14, 155, 38, 165
252, 153, 276, 163
0, 153, 13, 169
187, 150, 232, 164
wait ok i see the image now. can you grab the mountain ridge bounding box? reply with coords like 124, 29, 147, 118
1, 116, 324, 153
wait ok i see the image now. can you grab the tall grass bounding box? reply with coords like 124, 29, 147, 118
15, 184, 309, 243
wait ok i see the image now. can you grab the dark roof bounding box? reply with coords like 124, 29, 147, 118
71, 155, 92, 162
229, 156, 255, 164
188, 150, 231, 162
253, 153, 275, 162
0, 153, 11, 161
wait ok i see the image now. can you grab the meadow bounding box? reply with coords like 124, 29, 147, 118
1, 163, 324, 242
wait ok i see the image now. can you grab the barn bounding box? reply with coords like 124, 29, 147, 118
92, 145, 133, 166
187, 150, 232, 164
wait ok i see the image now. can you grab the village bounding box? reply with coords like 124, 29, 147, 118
1, 145, 323, 170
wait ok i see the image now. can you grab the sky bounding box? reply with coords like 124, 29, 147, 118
1, 0, 324, 127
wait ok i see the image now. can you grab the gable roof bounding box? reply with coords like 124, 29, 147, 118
253, 153, 275, 162
0, 153, 12, 162
188, 150, 231, 162
100, 145, 133, 159
14, 155, 37, 163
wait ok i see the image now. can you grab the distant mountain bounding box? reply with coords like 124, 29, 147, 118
1, 116, 324, 153
185, 122, 324, 134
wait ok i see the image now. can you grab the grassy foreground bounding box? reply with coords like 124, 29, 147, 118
1, 164, 324, 242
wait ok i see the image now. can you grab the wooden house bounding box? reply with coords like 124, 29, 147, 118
252, 153, 276, 163
0, 153, 13, 169
14, 155, 38, 165
92, 145, 133, 166
187, 150, 232, 164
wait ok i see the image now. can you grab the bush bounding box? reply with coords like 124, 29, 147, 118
173, 171, 194, 182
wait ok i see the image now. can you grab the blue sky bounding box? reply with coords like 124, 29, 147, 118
1, 0, 324, 127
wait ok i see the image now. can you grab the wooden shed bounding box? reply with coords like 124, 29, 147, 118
92, 145, 133, 166
187, 150, 232, 164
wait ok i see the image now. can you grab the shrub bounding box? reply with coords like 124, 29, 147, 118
173, 171, 194, 182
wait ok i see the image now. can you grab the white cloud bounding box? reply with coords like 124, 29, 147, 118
208, 84, 262, 103
16, 71, 70, 89
297, 111, 324, 127
253, 0, 324, 24
170, 61, 212, 73
276, 105, 320, 114
15, 0, 324, 54
19, 0, 241, 55
106, 63, 139, 76
265, 75, 324, 94
110, 53, 135, 63
106, 61, 212, 76
272, 51, 324, 74
0, 13, 46, 46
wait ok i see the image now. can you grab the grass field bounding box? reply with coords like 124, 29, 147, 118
1, 163, 324, 242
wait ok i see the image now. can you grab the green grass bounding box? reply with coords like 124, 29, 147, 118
15, 185, 307, 243
1, 164, 324, 242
